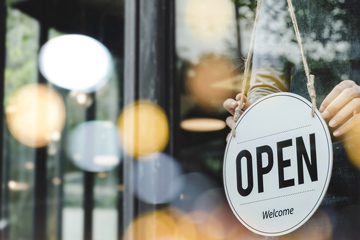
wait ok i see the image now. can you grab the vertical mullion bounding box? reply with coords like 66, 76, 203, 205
162, 0, 177, 158
1, 135, 10, 240
83, 93, 96, 240
56, 88, 67, 240
33, 147, 48, 240
118, 0, 139, 238
234, 2, 243, 60
0, 1, 7, 239
32, 23, 49, 240
56, 139, 64, 240
137, 0, 177, 157
83, 172, 94, 240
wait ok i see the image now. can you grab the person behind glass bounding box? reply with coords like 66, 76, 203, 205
224, 81, 360, 142
224, 0, 360, 143
223, 0, 360, 229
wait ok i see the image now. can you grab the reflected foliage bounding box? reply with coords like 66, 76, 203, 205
5, 8, 39, 103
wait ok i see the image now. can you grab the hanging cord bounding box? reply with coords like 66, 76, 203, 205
287, 0, 317, 116
232, 0, 317, 137
232, 0, 262, 137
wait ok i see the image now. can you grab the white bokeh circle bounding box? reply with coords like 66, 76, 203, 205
39, 34, 113, 92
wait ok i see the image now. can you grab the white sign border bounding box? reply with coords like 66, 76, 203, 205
223, 92, 333, 236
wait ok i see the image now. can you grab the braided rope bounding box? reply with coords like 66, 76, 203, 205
232, 0, 317, 137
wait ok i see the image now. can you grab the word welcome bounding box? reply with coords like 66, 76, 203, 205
236, 133, 318, 196
263, 208, 294, 219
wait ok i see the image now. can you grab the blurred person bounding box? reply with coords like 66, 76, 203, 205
224, 0, 360, 238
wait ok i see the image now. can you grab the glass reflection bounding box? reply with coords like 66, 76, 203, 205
185, 0, 234, 42
39, 34, 113, 93
66, 120, 121, 172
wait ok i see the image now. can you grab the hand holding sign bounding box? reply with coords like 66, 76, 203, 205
319, 80, 360, 137
225, 80, 360, 140
223, 93, 252, 141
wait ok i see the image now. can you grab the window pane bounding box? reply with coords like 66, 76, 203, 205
2, 0, 360, 239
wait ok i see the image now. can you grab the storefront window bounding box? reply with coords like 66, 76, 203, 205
1, 0, 360, 239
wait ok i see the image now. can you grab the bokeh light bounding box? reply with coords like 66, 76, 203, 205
192, 188, 224, 222
39, 34, 113, 93
186, 188, 257, 240
8, 180, 29, 191
69, 91, 93, 107
185, 0, 234, 42
123, 210, 178, 240
123, 200, 266, 240
171, 210, 198, 240
206, 203, 246, 239
133, 153, 184, 204
6, 84, 66, 148
25, 161, 34, 170
171, 172, 217, 213
181, 118, 226, 132
123, 207, 202, 240
118, 101, 169, 158
52, 177, 62, 186
186, 55, 238, 112
66, 121, 121, 172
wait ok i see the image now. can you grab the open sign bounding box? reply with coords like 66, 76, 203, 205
223, 93, 332, 236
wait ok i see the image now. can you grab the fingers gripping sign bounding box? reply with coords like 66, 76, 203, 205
223, 93, 252, 116
319, 80, 360, 137
223, 93, 252, 141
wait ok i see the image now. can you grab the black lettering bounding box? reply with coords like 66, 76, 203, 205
236, 150, 253, 196
277, 139, 295, 188
296, 133, 318, 184
283, 209, 290, 215
256, 145, 274, 193
263, 208, 294, 220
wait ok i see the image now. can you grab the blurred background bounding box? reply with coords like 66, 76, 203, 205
0, 0, 360, 239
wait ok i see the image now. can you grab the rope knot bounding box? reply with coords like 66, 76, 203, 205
307, 74, 317, 117
232, 100, 245, 137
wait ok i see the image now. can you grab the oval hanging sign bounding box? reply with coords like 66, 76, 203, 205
223, 92, 333, 236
